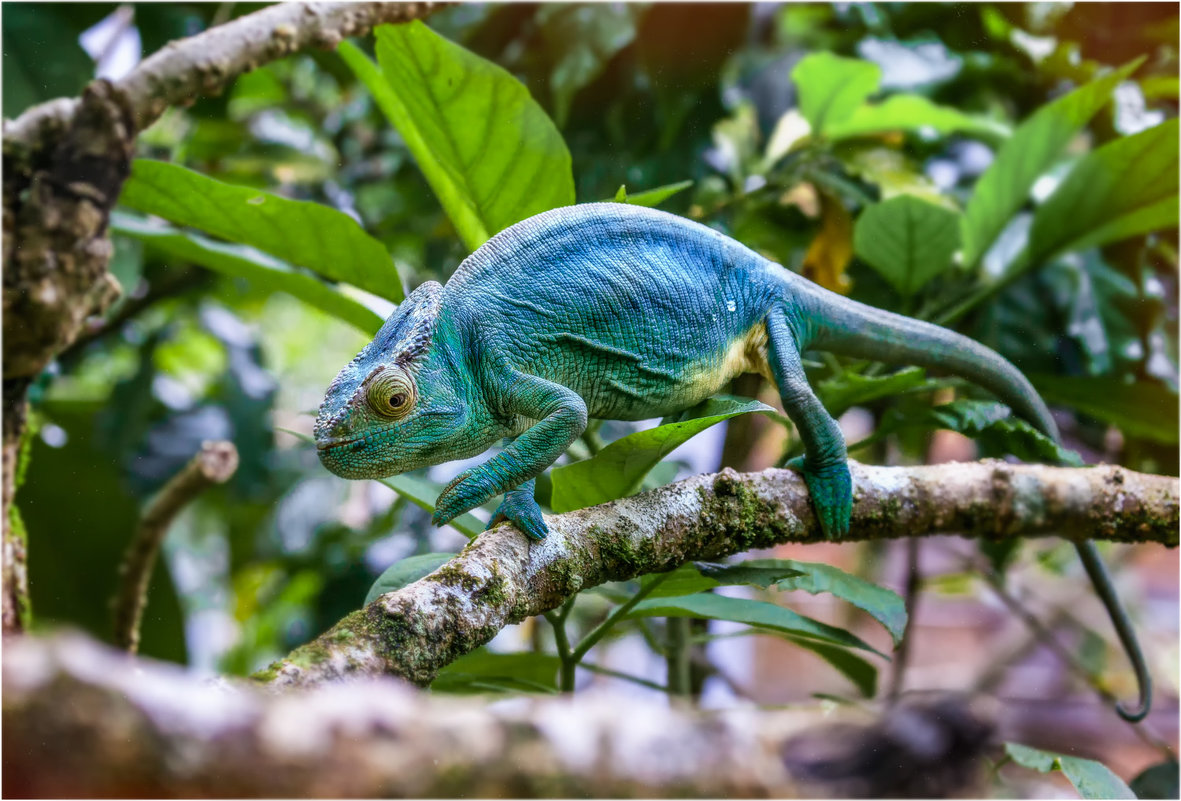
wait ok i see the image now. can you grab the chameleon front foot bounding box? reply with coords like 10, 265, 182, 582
787, 456, 853, 539
488, 480, 548, 541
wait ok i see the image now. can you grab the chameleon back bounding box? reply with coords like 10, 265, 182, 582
442, 203, 784, 419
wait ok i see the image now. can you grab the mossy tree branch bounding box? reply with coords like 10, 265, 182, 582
263, 460, 1178, 689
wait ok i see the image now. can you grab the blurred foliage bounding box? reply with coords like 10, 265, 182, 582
6, 6, 1177, 772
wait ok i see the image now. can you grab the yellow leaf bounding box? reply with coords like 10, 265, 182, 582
801, 192, 853, 294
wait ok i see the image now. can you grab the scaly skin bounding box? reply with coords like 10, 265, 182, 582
315, 203, 1149, 719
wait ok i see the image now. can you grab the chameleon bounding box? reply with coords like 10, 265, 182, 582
315, 202, 1150, 721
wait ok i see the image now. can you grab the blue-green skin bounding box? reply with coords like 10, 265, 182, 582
316, 203, 1148, 719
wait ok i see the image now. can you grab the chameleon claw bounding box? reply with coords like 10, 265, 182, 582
788, 457, 852, 540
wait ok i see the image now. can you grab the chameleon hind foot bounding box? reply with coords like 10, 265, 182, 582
488, 480, 548, 541
787, 456, 853, 539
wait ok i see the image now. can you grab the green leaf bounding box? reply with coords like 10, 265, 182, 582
691, 562, 806, 588
853, 196, 962, 297
1005, 743, 1135, 800
816, 367, 941, 418
364, 552, 456, 606
827, 94, 1009, 141
340, 23, 574, 253
791, 53, 881, 134
549, 397, 775, 513
118, 160, 401, 302
378, 475, 484, 539
784, 635, 878, 697
1028, 119, 1179, 265
913, 399, 1084, 466
960, 60, 1142, 269
702, 558, 907, 647
611, 180, 695, 208
1031, 375, 1179, 445
537, 3, 645, 126
1129, 759, 1179, 800
628, 592, 886, 657
431, 649, 560, 695
110, 212, 383, 334
643, 563, 722, 598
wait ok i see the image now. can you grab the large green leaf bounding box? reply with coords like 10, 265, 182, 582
340, 23, 575, 253
1005, 743, 1135, 800
628, 592, 885, 656
1031, 375, 1179, 445
537, 3, 646, 126
629, 592, 881, 694
827, 94, 1009, 141
1027, 119, 1179, 265
431, 649, 560, 695
817, 367, 945, 419
549, 397, 775, 513
110, 213, 383, 334
378, 475, 485, 539
364, 552, 456, 606
791, 53, 881, 135
960, 61, 1141, 269
887, 399, 1083, 466
698, 559, 908, 647
853, 196, 962, 297
119, 160, 401, 302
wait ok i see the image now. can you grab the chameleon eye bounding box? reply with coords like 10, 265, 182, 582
366, 370, 416, 421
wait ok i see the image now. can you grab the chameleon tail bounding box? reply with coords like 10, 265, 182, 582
793, 280, 1153, 723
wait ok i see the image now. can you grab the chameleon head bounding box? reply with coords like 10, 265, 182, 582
314, 281, 469, 479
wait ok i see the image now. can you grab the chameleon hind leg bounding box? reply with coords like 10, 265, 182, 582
765, 306, 852, 538
433, 371, 587, 540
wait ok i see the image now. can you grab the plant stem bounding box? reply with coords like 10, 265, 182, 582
570, 573, 671, 664
580, 662, 670, 693
666, 616, 692, 697
545, 598, 577, 692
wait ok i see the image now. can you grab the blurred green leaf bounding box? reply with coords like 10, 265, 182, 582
431, 649, 560, 694
1027, 119, 1179, 265
853, 196, 962, 297
110, 213, 383, 334
364, 552, 456, 606
791, 53, 881, 134
1031, 375, 1179, 444
119, 160, 401, 302
628, 592, 886, 656
1129, 759, 1179, 800
378, 475, 484, 539
891, 399, 1084, 466
537, 3, 646, 126
827, 94, 1009, 140
960, 60, 1141, 269
340, 22, 575, 253
1005, 742, 1135, 800
611, 180, 695, 207
785, 635, 878, 697
1, 3, 101, 117
817, 367, 941, 418
700, 558, 907, 647
550, 397, 775, 513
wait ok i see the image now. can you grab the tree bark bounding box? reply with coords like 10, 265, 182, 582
0, 1, 442, 635
264, 461, 1178, 688
4, 630, 1009, 799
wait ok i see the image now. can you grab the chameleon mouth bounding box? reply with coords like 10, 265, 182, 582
315, 436, 362, 452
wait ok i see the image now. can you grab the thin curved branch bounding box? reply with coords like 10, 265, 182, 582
263, 461, 1178, 688
113, 441, 238, 653
4, 2, 444, 144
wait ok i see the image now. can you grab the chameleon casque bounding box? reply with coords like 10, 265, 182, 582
315, 202, 1150, 720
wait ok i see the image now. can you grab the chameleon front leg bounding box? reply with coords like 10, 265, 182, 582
433, 372, 587, 540
765, 307, 852, 539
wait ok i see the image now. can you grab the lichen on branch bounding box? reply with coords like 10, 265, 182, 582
264, 460, 1179, 688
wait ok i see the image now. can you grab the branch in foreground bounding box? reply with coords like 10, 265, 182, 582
2, 631, 1000, 798
266, 461, 1178, 688
113, 441, 238, 653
